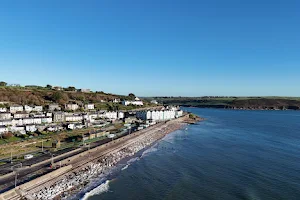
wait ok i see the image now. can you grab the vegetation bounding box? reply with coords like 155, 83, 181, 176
150, 97, 300, 110
0, 86, 127, 106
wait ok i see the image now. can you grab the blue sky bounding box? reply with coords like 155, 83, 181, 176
0, 0, 299, 96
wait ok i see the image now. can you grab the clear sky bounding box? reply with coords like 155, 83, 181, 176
0, 0, 299, 97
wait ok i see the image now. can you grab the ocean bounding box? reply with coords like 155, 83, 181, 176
81, 108, 300, 200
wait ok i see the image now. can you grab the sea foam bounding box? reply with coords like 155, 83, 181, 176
81, 180, 110, 200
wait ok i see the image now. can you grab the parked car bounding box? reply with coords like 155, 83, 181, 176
24, 154, 34, 160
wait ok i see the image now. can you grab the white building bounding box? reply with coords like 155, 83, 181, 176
26, 125, 37, 132
12, 119, 23, 126
48, 104, 61, 111
0, 120, 13, 126
0, 126, 9, 134
136, 110, 177, 121
0, 113, 12, 120
10, 126, 25, 133
24, 105, 33, 113
10, 105, 23, 113
33, 106, 43, 112
41, 117, 52, 124
0, 108, 7, 112
150, 100, 158, 104
122, 100, 143, 106
22, 118, 34, 125
85, 104, 95, 110
105, 111, 118, 119
65, 104, 79, 111
65, 115, 83, 122
118, 112, 125, 119
13, 113, 29, 119
112, 99, 121, 103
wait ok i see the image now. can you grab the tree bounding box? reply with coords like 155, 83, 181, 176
46, 84, 52, 89
65, 86, 76, 91
0, 81, 7, 86
128, 93, 135, 97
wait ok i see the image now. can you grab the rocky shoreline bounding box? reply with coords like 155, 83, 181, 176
30, 119, 187, 200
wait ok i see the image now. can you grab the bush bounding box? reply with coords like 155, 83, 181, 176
2, 132, 13, 139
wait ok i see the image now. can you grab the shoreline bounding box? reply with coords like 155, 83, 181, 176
1, 115, 201, 200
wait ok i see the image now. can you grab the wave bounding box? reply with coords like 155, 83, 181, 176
121, 164, 129, 170
81, 180, 110, 200
141, 144, 158, 158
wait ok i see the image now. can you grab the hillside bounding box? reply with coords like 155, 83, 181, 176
0, 87, 153, 110
150, 97, 300, 110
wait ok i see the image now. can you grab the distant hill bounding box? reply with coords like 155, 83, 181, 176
150, 97, 300, 110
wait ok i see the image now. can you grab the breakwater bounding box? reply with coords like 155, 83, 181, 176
19, 117, 189, 200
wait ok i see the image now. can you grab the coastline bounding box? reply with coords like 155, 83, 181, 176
1, 115, 202, 200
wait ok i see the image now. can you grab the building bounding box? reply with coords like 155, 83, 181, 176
0, 108, 7, 112
122, 100, 143, 106
136, 110, 176, 121
52, 86, 63, 91
12, 119, 23, 126
48, 104, 61, 111
79, 89, 90, 93
0, 113, 12, 120
10, 126, 25, 133
112, 99, 121, 103
13, 112, 29, 119
24, 105, 33, 113
0, 126, 9, 134
53, 112, 65, 122
65, 115, 83, 122
47, 125, 64, 132
105, 111, 118, 119
118, 112, 125, 119
150, 100, 158, 104
84, 104, 95, 110
33, 106, 43, 112
0, 120, 13, 126
41, 117, 52, 124
10, 105, 23, 113
65, 104, 79, 111
25, 124, 37, 132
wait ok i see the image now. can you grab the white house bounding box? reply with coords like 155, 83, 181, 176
53, 112, 65, 122
22, 118, 34, 125
12, 119, 23, 126
67, 124, 75, 130
10, 105, 23, 113
13, 113, 29, 119
65, 104, 79, 111
84, 104, 95, 110
24, 105, 33, 113
10, 126, 25, 133
112, 99, 121, 103
26, 125, 37, 132
33, 106, 43, 112
0, 108, 7, 112
48, 104, 61, 111
122, 100, 143, 106
0, 120, 13, 126
136, 110, 177, 121
118, 112, 125, 119
150, 100, 158, 104
0, 126, 9, 134
0, 113, 12, 120
41, 117, 52, 124
65, 115, 83, 122
105, 111, 118, 119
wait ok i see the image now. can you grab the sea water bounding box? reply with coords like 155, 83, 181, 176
81, 108, 300, 200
